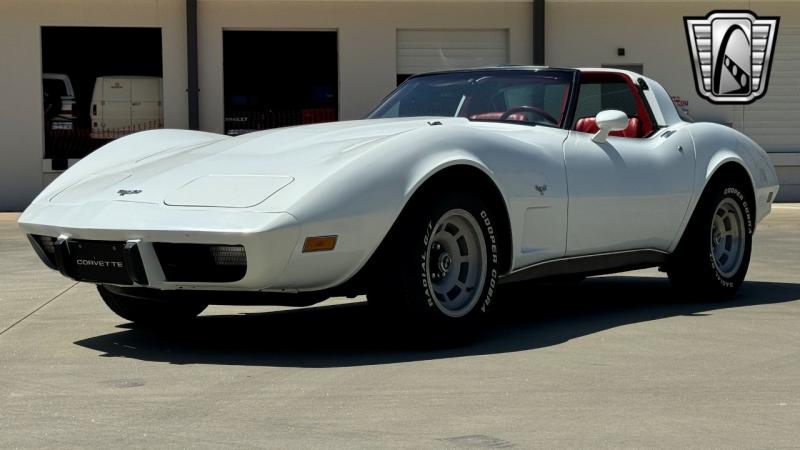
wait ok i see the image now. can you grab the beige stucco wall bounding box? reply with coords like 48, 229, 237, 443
546, 1, 800, 200
196, 0, 533, 133
547, 1, 799, 124
0, 0, 188, 211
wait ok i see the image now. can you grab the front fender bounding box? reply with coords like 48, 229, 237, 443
405, 153, 501, 199
268, 148, 504, 291
266, 123, 567, 291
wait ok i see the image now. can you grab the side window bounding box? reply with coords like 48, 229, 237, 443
574, 81, 638, 121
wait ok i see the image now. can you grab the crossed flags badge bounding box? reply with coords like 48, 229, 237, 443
684, 11, 779, 104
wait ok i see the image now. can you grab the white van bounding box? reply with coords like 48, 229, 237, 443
90, 76, 163, 139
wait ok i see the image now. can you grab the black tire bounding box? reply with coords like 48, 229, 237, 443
368, 190, 503, 340
97, 285, 207, 326
667, 179, 754, 300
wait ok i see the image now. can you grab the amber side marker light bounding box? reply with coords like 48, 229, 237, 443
303, 235, 338, 253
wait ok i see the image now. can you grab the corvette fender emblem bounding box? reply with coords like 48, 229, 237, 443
534, 184, 547, 195
684, 10, 779, 104
117, 189, 142, 197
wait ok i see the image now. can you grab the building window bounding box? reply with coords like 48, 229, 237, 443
222, 30, 338, 136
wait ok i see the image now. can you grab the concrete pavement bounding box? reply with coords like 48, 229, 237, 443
1, 207, 799, 448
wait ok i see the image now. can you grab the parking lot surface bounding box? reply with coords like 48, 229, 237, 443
1, 207, 799, 448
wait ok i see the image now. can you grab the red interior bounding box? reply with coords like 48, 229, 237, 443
575, 117, 643, 138
465, 82, 571, 126
574, 72, 653, 138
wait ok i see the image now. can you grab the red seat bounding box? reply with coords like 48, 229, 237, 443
575, 117, 643, 138
470, 112, 527, 121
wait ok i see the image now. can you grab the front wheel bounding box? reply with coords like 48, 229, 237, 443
368, 191, 503, 339
667, 181, 753, 299
97, 285, 208, 326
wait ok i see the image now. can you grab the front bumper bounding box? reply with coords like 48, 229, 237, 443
19, 201, 301, 291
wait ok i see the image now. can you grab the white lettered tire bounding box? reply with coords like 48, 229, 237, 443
368, 190, 502, 339
667, 180, 753, 299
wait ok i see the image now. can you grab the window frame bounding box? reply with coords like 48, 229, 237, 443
568, 71, 657, 138
367, 68, 581, 130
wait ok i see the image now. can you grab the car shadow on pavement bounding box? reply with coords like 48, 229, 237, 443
74, 276, 800, 368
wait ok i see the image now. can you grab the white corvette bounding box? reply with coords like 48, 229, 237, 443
19, 67, 779, 334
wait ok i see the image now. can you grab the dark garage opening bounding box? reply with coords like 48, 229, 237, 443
41, 27, 163, 164
223, 30, 338, 136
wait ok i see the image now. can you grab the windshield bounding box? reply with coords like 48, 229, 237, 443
368, 70, 574, 128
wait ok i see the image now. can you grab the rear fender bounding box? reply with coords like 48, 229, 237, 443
670, 123, 770, 252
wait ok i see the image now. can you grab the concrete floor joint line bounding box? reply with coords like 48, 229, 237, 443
0, 282, 77, 337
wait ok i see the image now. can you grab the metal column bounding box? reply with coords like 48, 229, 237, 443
533, 0, 545, 65
186, 0, 200, 130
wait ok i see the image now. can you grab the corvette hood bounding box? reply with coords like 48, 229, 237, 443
48, 117, 465, 208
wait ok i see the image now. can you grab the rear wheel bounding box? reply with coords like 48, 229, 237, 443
368, 191, 502, 340
667, 180, 753, 299
97, 285, 207, 326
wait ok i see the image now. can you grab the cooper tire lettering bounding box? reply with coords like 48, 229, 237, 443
668, 180, 752, 299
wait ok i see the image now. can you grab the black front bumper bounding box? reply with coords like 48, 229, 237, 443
29, 235, 147, 285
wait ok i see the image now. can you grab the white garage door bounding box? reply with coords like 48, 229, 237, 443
743, 25, 800, 152
397, 29, 509, 77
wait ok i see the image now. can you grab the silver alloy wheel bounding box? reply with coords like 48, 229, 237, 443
710, 197, 746, 278
425, 209, 488, 318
